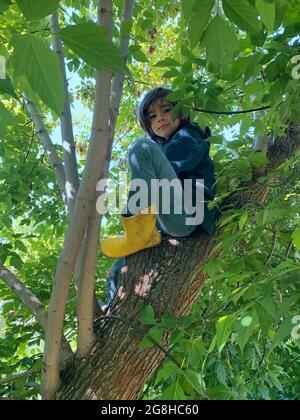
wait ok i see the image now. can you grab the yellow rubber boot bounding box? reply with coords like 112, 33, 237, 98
100, 203, 162, 259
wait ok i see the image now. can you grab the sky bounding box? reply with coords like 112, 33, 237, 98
51, 70, 92, 146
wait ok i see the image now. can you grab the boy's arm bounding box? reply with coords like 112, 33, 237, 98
166, 128, 210, 175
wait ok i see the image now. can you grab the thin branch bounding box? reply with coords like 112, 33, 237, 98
0, 264, 47, 329
285, 240, 294, 259
25, 99, 67, 210
26, 153, 45, 179
49, 11, 80, 217
23, 127, 35, 164
0, 368, 40, 386
0, 265, 74, 368
246, 347, 267, 384
265, 226, 277, 266
125, 76, 153, 86
184, 104, 272, 116
38, 195, 63, 220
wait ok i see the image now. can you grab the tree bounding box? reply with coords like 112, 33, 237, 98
0, 0, 299, 400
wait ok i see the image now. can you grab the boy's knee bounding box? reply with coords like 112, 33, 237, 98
129, 137, 158, 156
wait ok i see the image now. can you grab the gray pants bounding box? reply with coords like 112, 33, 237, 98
125, 137, 198, 238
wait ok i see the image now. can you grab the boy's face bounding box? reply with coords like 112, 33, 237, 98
147, 98, 181, 139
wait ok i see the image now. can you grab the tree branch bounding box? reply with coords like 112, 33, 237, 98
76, 211, 99, 360
25, 99, 67, 210
265, 226, 277, 266
76, 0, 136, 362
0, 265, 74, 369
42, 0, 114, 400
0, 368, 40, 386
185, 104, 271, 116
0, 264, 47, 329
49, 11, 80, 216
285, 240, 294, 259
50, 9, 102, 329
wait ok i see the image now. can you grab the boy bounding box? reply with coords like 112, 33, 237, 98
100, 87, 219, 259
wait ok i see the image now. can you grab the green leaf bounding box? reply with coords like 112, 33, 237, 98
15, 240, 27, 253
181, 0, 196, 21
139, 304, 156, 326
277, 294, 300, 320
0, 0, 11, 15
207, 385, 234, 400
12, 35, 64, 115
216, 315, 235, 353
183, 369, 206, 395
140, 326, 163, 349
264, 63, 278, 84
201, 16, 239, 71
216, 364, 228, 385
208, 335, 217, 354
188, 338, 207, 366
163, 69, 180, 78
57, 23, 130, 75
292, 228, 300, 251
10, 255, 23, 271
0, 101, 15, 137
155, 58, 181, 68
14, 73, 40, 106
248, 151, 270, 168
236, 313, 256, 352
0, 77, 18, 99
222, 0, 261, 35
244, 53, 263, 83
160, 382, 186, 400
255, 0, 275, 32
120, 18, 133, 37
155, 362, 179, 385
0, 345, 13, 358
129, 45, 148, 63
158, 313, 177, 329
188, 0, 215, 49
15, 0, 60, 20
273, 316, 295, 346
209, 135, 223, 145
259, 298, 278, 321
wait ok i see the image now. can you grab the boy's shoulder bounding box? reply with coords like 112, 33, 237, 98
171, 121, 211, 142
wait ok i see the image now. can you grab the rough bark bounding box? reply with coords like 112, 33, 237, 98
53, 123, 300, 400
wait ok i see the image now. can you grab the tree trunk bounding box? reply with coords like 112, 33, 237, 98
54, 126, 300, 400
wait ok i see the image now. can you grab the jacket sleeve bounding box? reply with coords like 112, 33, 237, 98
165, 128, 210, 175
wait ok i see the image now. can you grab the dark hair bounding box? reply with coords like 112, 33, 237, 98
137, 87, 186, 139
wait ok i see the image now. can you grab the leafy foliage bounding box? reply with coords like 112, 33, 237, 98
57, 23, 131, 75
15, 0, 60, 20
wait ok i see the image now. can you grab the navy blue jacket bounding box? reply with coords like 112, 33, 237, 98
150, 119, 220, 235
